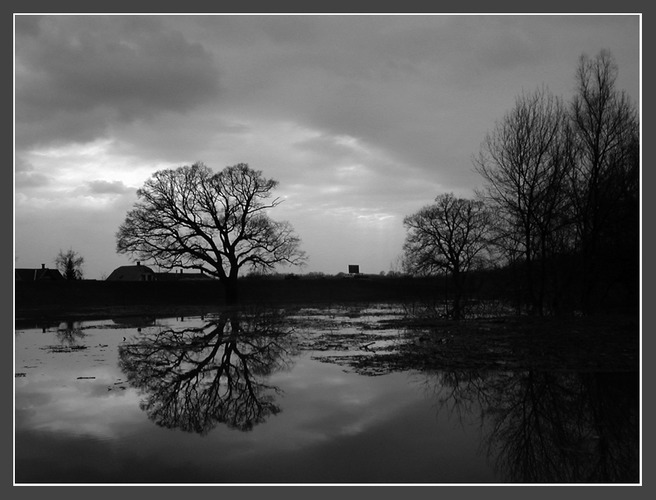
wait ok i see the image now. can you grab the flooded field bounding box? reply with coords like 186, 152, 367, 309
14, 303, 639, 484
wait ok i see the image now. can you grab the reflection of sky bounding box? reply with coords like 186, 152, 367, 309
15, 322, 145, 441
267, 358, 406, 445
15, 319, 496, 484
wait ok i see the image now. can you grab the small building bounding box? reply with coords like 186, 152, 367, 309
106, 262, 156, 281
15, 264, 64, 281
348, 265, 360, 275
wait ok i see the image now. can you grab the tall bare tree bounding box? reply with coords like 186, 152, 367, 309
474, 86, 571, 315
569, 50, 639, 313
403, 193, 491, 319
116, 162, 307, 303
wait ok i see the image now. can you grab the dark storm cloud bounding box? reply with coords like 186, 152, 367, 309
15, 15, 221, 148
188, 15, 555, 185
118, 15, 635, 190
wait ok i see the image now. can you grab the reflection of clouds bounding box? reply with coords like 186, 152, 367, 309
268, 360, 416, 447
14, 308, 501, 482
15, 322, 145, 442
15, 371, 141, 440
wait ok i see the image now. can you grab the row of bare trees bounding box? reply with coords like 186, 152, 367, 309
402, 50, 639, 317
112, 50, 636, 315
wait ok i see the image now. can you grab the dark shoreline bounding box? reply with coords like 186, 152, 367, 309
15, 277, 640, 374
14, 276, 455, 323
15, 273, 639, 321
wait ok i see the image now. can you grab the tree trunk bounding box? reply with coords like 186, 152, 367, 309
223, 278, 239, 305
452, 268, 463, 320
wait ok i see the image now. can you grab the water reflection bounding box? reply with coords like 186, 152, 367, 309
118, 308, 298, 434
308, 319, 638, 483
417, 370, 638, 483
116, 304, 637, 482
15, 303, 639, 483
55, 320, 87, 346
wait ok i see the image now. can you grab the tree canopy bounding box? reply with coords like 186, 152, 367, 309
403, 193, 491, 318
116, 162, 306, 302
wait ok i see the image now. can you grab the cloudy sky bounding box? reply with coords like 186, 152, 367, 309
14, 14, 640, 279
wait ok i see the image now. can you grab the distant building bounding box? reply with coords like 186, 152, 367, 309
106, 262, 156, 281
15, 264, 64, 281
348, 265, 360, 275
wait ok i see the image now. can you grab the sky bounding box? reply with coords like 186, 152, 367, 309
13, 14, 641, 280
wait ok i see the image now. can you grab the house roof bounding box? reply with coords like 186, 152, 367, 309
15, 267, 64, 281
106, 263, 155, 281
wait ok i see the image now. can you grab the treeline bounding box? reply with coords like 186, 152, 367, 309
403, 50, 639, 317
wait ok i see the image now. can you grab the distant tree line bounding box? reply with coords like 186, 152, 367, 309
402, 50, 639, 317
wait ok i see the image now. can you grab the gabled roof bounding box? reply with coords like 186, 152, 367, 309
106, 263, 155, 281
15, 267, 64, 281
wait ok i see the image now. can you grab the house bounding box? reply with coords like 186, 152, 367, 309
106, 262, 156, 281
15, 264, 64, 281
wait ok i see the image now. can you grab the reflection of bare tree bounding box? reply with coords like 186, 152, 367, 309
314, 324, 638, 484
55, 320, 86, 345
422, 370, 639, 483
118, 308, 297, 434
297, 304, 637, 482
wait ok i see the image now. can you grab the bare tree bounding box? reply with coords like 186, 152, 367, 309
403, 193, 491, 319
55, 248, 84, 280
474, 86, 571, 315
116, 162, 307, 303
568, 50, 639, 313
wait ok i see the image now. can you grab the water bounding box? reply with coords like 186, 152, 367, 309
14, 304, 639, 484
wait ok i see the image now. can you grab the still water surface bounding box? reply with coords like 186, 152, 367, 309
14, 304, 639, 484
